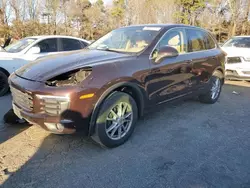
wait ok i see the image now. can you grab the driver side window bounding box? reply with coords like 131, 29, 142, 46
156, 29, 187, 54
35, 38, 58, 53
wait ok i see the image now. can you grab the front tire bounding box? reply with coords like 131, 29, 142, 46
0, 70, 9, 97
199, 73, 223, 104
91, 92, 138, 148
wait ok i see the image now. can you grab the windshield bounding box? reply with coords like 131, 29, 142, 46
5, 38, 37, 53
223, 37, 250, 48
88, 26, 162, 53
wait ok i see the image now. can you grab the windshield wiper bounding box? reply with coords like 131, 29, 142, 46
94, 45, 124, 53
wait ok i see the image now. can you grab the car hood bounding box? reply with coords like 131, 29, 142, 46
221, 47, 250, 57
15, 49, 130, 82
0, 51, 19, 59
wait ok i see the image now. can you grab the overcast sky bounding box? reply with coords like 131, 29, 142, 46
90, 0, 113, 5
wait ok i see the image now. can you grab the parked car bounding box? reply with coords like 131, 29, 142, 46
0, 35, 90, 96
9, 24, 225, 148
221, 36, 250, 80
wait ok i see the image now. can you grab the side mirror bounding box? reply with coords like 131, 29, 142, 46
152, 46, 179, 64
28, 46, 40, 54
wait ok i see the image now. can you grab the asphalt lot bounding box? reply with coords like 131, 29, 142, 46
0, 81, 250, 188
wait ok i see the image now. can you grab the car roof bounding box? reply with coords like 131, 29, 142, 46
122, 23, 201, 29
121, 24, 209, 32
26, 35, 90, 43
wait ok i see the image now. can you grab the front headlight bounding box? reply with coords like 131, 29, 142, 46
46, 68, 92, 87
37, 95, 70, 115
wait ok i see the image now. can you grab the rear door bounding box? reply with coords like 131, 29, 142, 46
186, 28, 219, 89
59, 38, 85, 52
147, 28, 195, 104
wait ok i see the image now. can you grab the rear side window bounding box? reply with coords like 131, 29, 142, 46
206, 34, 216, 49
36, 38, 58, 53
187, 29, 206, 52
61, 38, 83, 51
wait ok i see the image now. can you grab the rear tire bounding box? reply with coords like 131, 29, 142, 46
199, 72, 223, 104
0, 70, 9, 97
91, 92, 138, 148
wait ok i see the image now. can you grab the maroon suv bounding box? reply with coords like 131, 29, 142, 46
9, 24, 225, 147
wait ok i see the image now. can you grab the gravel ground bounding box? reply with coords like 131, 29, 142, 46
0, 81, 250, 188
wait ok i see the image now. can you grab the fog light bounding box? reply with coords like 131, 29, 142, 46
44, 122, 64, 132
56, 123, 64, 132
44, 123, 57, 131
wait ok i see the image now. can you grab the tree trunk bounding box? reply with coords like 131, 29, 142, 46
231, 22, 237, 37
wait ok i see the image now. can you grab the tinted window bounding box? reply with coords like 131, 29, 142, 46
206, 34, 216, 49
88, 26, 161, 53
156, 29, 187, 54
61, 38, 83, 51
187, 29, 206, 52
80, 41, 88, 48
223, 37, 250, 48
36, 38, 58, 53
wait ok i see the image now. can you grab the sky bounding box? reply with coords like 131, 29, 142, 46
90, 0, 113, 5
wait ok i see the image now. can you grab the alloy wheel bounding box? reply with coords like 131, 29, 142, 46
211, 77, 221, 100
105, 102, 133, 140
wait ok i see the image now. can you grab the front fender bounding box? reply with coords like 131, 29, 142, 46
0, 58, 29, 74
88, 80, 146, 136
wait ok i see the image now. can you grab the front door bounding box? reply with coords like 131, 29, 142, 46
146, 28, 195, 105
24, 38, 60, 61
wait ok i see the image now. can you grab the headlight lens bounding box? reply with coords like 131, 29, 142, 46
46, 68, 92, 87
37, 95, 70, 115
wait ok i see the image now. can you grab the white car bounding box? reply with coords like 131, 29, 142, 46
221, 36, 250, 81
0, 35, 90, 96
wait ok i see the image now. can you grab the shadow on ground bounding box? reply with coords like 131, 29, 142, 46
1, 83, 250, 188
0, 94, 30, 145
0, 123, 30, 145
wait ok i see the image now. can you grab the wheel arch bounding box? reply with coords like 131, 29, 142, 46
212, 67, 224, 84
88, 82, 146, 136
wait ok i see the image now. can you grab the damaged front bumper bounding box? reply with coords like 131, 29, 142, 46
9, 73, 96, 135
13, 103, 76, 134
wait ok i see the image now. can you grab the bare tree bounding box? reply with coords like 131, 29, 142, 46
27, 0, 40, 20
10, 0, 23, 21
127, 0, 176, 24
225, 0, 241, 36
240, 0, 250, 34
0, 0, 10, 25
45, 0, 60, 34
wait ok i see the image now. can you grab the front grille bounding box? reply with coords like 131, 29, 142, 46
10, 86, 33, 111
227, 57, 241, 64
38, 95, 70, 116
